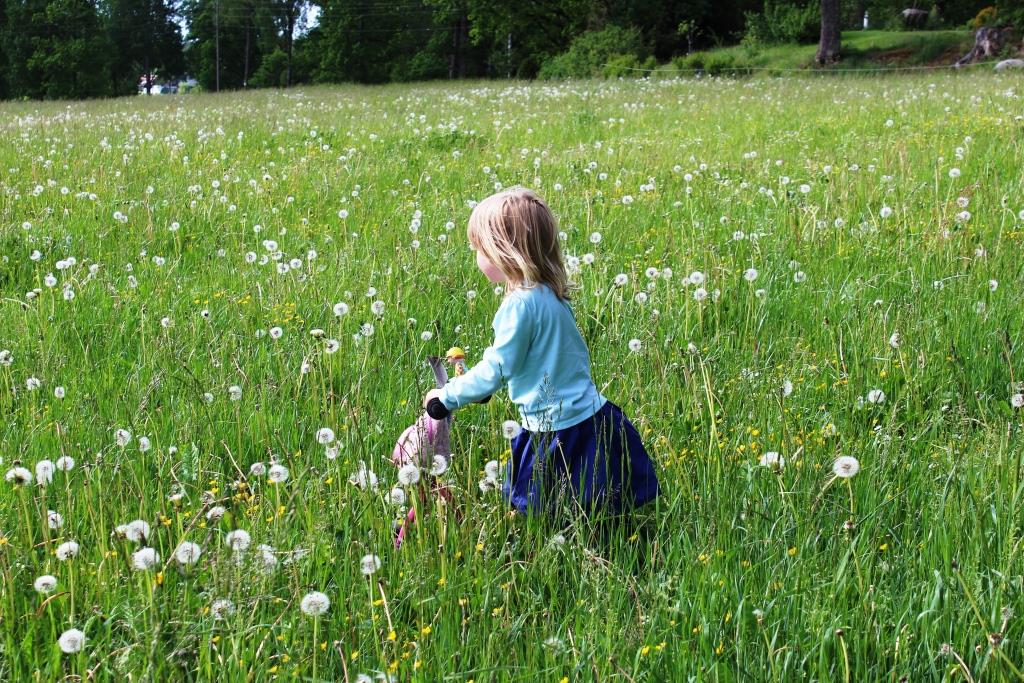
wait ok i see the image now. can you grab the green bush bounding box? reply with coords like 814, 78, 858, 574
969, 6, 998, 29
704, 52, 740, 76
1005, 7, 1024, 32
538, 25, 648, 79
673, 53, 705, 72
602, 54, 656, 78
250, 49, 289, 88
743, 0, 820, 45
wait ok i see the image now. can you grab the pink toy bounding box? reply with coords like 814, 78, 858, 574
391, 356, 451, 468
392, 356, 455, 548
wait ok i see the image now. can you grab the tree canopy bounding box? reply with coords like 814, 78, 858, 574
0, 0, 998, 99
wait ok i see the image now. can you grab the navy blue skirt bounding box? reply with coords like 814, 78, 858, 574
502, 400, 660, 516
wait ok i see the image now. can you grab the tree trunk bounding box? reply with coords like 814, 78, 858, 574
816, 0, 841, 65
286, 7, 296, 87
244, 20, 251, 88
955, 27, 1007, 67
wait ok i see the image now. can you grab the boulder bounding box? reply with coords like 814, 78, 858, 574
994, 58, 1024, 72
901, 8, 928, 29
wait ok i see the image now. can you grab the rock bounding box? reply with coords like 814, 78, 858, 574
995, 58, 1024, 72
901, 8, 928, 29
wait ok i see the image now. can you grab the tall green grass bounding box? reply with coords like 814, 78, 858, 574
1, 74, 1023, 680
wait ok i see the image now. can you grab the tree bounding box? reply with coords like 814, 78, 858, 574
815, 0, 840, 65
182, 0, 277, 90
0, 0, 8, 98
271, 0, 304, 86
107, 0, 185, 95
5, 0, 112, 98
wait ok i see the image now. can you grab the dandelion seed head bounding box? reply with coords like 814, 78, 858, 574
833, 456, 861, 478
300, 591, 331, 616
360, 553, 382, 576
56, 540, 80, 560
131, 547, 160, 570
58, 628, 86, 654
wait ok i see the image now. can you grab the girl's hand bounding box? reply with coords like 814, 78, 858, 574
422, 388, 443, 409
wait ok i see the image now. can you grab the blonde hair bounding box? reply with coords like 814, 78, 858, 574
467, 187, 572, 300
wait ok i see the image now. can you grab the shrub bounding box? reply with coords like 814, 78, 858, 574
602, 54, 657, 78
249, 49, 289, 88
538, 25, 648, 79
743, 0, 820, 46
969, 6, 999, 29
703, 52, 739, 76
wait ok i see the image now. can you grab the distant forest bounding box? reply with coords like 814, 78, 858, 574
0, 0, 1001, 99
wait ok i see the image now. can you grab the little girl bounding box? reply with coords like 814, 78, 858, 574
423, 187, 660, 518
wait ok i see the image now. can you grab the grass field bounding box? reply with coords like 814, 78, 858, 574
666, 30, 977, 74
2, 73, 1024, 681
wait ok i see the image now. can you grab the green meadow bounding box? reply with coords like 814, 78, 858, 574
1, 74, 1023, 681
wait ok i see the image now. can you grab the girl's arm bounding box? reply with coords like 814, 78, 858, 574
437, 295, 533, 411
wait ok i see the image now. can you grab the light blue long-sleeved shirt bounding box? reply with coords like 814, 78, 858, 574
439, 283, 607, 431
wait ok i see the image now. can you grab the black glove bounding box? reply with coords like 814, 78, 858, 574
426, 397, 450, 420
426, 394, 492, 419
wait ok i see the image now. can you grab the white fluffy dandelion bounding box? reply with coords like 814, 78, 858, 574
502, 420, 522, 439
430, 454, 449, 476
388, 487, 407, 506
47, 510, 63, 529
125, 519, 150, 542
114, 428, 132, 447
131, 547, 160, 570
228, 385, 243, 401
58, 628, 86, 654
211, 598, 235, 620
55, 456, 75, 471
484, 460, 501, 480
316, 427, 336, 445
867, 389, 886, 405
174, 541, 202, 565
56, 540, 80, 561
628, 339, 643, 353
348, 461, 378, 490
267, 464, 289, 483
300, 591, 331, 616
833, 456, 861, 479
35, 460, 54, 486
34, 574, 58, 593
360, 554, 382, 576
1011, 393, 1024, 409
225, 529, 252, 552
5, 466, 32, 485
397, 463, 420, 486
759, 451, 784, 469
